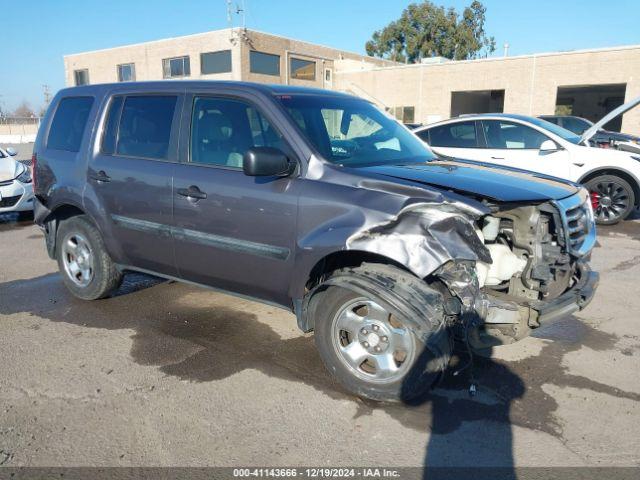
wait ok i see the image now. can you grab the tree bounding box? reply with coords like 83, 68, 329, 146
365, 1, 496, 63
12, 100, 36, 118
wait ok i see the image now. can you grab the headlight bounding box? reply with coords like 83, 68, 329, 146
16, 164, 32, 184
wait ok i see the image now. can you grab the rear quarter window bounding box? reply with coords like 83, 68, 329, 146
47, 96, 94, 152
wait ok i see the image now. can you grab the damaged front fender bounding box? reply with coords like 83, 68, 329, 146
346, 201, 492, 279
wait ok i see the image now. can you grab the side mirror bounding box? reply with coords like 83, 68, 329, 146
243, 147, 293, 177
539, 139, 561, 153
5, 147, 17, 156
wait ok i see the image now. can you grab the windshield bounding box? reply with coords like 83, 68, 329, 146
562, 116, 593, 135
529, 117, 582, 144
275, 94, 436, 166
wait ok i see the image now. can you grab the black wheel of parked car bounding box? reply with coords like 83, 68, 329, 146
56, 215, 123, 300
311, 263, 451, 403
585, 175, 635, 225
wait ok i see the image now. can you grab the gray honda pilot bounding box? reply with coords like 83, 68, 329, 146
33, 81, 598, 402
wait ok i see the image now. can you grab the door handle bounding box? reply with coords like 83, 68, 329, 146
90, 170, 111, 183
490, 156, 505, 160
177, 185, 207, 201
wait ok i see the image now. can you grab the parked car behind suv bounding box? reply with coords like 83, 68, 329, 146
414, 113, 640, 224
539, 115, 640, 155
33, 82, 598, 402
0, 146, 34, 215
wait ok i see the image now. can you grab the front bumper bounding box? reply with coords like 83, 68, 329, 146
530, 263, 599, 324
473, 262, 599, 347
0, 180, 34, 213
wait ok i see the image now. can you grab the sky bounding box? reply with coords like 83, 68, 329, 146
1, 0, 638, 112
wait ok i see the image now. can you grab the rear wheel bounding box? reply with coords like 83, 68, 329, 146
585, 175, 635, 225
56, 215, 123, 300
311, 264, 451, 402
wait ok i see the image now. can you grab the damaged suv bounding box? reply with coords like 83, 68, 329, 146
33, 82, 598, 401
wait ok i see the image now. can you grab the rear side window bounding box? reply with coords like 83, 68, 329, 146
428, 121, 478, 148
47, 97, 94, 152
113, 96, 177, 159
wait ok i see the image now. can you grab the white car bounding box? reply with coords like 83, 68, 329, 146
0, 146, 34, 215
414, 98, 640, 224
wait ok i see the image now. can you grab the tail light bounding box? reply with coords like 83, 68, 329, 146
31, 153, 37, 190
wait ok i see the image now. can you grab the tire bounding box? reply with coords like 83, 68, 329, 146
311, 264, 451, 403
585, 175, 636, 225
56, 215, 123, 300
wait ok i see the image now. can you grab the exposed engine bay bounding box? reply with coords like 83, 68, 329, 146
453, 198, 594, 348
477, 202, 575, 302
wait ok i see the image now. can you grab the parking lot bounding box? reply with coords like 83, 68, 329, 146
0, 147, 639, 470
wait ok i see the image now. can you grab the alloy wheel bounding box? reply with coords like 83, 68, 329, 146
61, 233, 94, 287
589, 180, 631, 223
331, 298, 415, 384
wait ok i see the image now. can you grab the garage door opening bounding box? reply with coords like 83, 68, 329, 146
450, 90, 505, 117
555, 84, 627, 132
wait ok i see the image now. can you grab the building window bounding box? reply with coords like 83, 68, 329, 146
249, 51, 280, 76
117, 63, 136, 82
402, 106, 415, 124
74, 69, 89, 86
290, 58, 315, 81
162, 56, 191, 78
325, 69, 332, 82
392, 106, 415, 124
200, 50, 232, 75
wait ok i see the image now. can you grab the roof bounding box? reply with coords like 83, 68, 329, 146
415, 113, 549, 131
63, 27, 399, 66
339, 43, 640, 74
56, 79, 359, 99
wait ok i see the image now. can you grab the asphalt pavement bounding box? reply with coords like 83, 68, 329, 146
0, 145, 638, 470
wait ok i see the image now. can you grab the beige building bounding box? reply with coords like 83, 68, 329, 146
63, 28, 396, 91
64, 30, 640, 134
334, 45, 640, 134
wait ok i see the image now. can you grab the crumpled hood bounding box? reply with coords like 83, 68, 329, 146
0, 158, 21, 182
359, 159, 579, 202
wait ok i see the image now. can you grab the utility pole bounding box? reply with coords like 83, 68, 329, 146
227, 0, 247, 45
42, 85, 52, 107
237, 0, 246, 30
226, 0, 233, 29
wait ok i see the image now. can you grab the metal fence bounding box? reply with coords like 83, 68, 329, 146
0, 116, 42, 135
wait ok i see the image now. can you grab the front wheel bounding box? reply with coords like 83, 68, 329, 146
585, 175, 635, 225
311, 264, 451, 402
